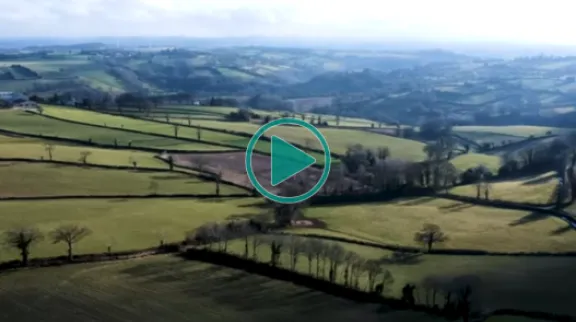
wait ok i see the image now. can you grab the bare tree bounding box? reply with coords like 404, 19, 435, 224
374, 270, 394, 295
327, 243, 345, 283
173, 124, 180, 137
197, 125, 202, 140
365, 260, 383, 292
79, 151, 92, 164
44, 143, 55, 160
304, 138, 314, 150
251, 234, 264, 261
3, 227, 44, 266
129, 156, 138, 169
287, 235, 304, 270
49, 224, 92, 261
414, 224, 448, 252
342, 251, 359, 286
214, 168, 223, 196
148, 181, 159, 194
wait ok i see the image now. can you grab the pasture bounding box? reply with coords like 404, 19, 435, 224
0, 110, 229, 151
164, 118, 426, 160
450, 153, 502, 172
0, 255, 442, 322
0, 198, 260, 261
450, 172, 558, 205
454, 125, 568, 137
0, 162, 246, 197
0, 135, 171, 168
223, 235, 576, 316
304, 197, 576, 253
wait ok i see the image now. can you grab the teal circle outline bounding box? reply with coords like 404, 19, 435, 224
245, 118, 331, 204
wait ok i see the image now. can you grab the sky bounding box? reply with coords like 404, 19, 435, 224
0, 0, 575, 45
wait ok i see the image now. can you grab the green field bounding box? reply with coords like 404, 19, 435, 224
0, 110, 230, 151
0, 198, 260, 261
163, 118, 426, 160
0, 255, 443, 322
0, 162, 245, 197
454, 126, 569, 137
222, 235, 576, 316
451, 153, 502, 172
450, 172, 558, 205
0, 135, 172, 168
304, 197, 575, 253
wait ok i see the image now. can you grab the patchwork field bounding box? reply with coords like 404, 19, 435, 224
0, 110, 229, 151
165, 118, 426, 160
171, 151, 356, 194
0, 162, 246, 197
0, 255, 443, 322
0, 135, 170, 168
303, 197, 576, 253
450, 172, 558, 205
223, 236, 576, 316
0, 198, 260, 261
454, 125, 569, 137
450, 153, 502, 172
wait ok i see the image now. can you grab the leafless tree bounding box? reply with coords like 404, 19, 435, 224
327, 243, 345, 283
148, 181, 159, 194
3, 226, 44, 266
49, 224, 92, 261
365, 260, 383, 292
197, 125, 202, 140
287, 235, 305, 270
342, 251, 359, 286
251, 234, 264, 261
374, 270, 394, 295
173, 124, 180, 137
129, 156, 138, 169
414, 223, 448, 252
265, 235, 285, 267
44, 143, 55, 160
214, 168, 223, 196
306, 238, 325, 277
304, 138, 314, 149
79, 151, 92, 164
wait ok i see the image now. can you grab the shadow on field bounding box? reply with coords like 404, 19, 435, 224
521, 173, 556, 186
508, 211, 549, 227
118, 258, 353, 319
150, 174, 191, 180
395, 197, 436, 207
439, 202, 476, 213
549, 225, 572, 236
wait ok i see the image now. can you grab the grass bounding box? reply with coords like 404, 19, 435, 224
0, 162, 246, 197
454, 126, 569, 137
450, 153, 502, 172
0, 135, 170, 168
455, 131, 526, 145
305, 197, 576, 253
42, 105, 251, 147
0, 197, 261, 261
450, 172, 558, 205
0, 255, 442, 322
223, 235, 576, 316
165, 118, 426, 160
0, 110, 229, 151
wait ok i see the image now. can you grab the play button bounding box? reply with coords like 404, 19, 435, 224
245, 118, 331, 204
270, 136, 316, 186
